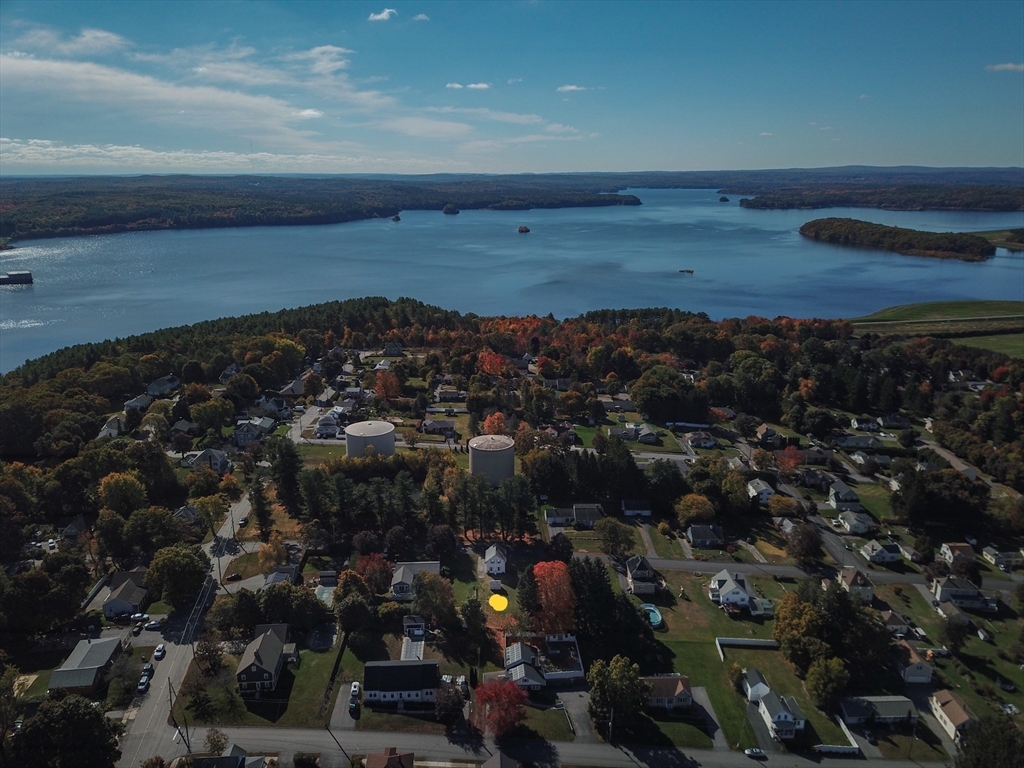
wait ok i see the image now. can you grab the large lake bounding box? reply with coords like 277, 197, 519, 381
1, 188, 1022, 372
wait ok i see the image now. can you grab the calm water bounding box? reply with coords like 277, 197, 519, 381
1, 188, 1022, 372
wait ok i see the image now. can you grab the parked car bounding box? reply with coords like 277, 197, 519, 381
350, 681, 361, 700
238, 516, 249, 527
225, 572, 243, 582
744, 748, 766, 759
136, 678, 150, 693
130, 613, 150, 623
47, 539, 56, 550
132, 623, 144, 636
141, 662, 154, 679
144, 620, 162, 631
154, 644, 166, 660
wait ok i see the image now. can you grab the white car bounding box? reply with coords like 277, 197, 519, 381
130, 613, 150, 623
47, 539, 56, 550
154, 644, 166, 660
744, 748, 766, 759
350, 681, 361, 700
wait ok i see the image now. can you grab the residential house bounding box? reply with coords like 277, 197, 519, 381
861, 540, 901, 564
802, 446, 832, 465
757, 691, 805, 740
124, 394, 154, 412
365, 747, 415, 768
835, 434, 884, 450
382, 342, 404, 357
728, 455, 751, 473
484, 544, 508, 576
642, 674, 692, 711
896, 640, 932, 684
504, 642, 546, 690
48, 636, 125, 694
191, 448, 231, 474
756, 423, 781, 449
219, 362, 242, 385
363, 660, 439, 705
685, 431, 717, 449
939, 542, 974, 564
932, 577, 995, 611
621, 499, 653, 518
840, 696, 918, 725
687, 524, 726, 549
930, 690, 976, 744
234, 420, 264, 448
421, 419, 455, 437
840, 569, 874, 603
237, 629, 286, 694
315, 415, 340, 439
851, 416, 880, 432
878, 610, 910, 636
708, 569, 751, 606
851, 451, 892, 469
626, 556, 657, 595
102, 579, 148, 619
839, 510, 875, 534
797, 468, 830, 491
170, 419, 201, 437
936, 601, 971, 625
742, 668, 771, 702
899, 543, 922, 563
600, 398, 637, 414
57, 514, 89, 540
746, 479, 775, 505
878, 413, 912, 430
543, 508, 575, 527
572, 504, 604, 529
829, 481, 861, 512
98, 413, 127, 439
435, 385, 467, 402
981, 547, 1021, 570
147, 374, 181, 397
403, 615, 427, 638
773, 517, 797, 536
173, 504, 200, 527
373, 359, 392, 372
262, 565, 300, 590
390, 561, 441, 601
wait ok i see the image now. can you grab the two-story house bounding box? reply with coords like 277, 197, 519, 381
746, 479, 775, 505
626, 555, 657, 595
896, 640, 932, 684
939, 542, 974, 564
758, 691, 805, 740
930, 690, 976, 745
708, 569, 751, 606
840, 569, 874, 603
484, 544, 508, 576
829, 481, 861, 511
237, 627, 287, 694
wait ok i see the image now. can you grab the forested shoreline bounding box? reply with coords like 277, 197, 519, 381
799, 218, 997, 261
1, 169, 1021, 243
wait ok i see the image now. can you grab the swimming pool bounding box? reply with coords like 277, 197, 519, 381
640, 603, 664, 628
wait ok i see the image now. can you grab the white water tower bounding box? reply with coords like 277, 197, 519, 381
468, 434, 515, 486
345, 420, 396, 457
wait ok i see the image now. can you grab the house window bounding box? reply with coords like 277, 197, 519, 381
264, 673, 269, 679
241, 675, 246, 681
252, 665, 257, 671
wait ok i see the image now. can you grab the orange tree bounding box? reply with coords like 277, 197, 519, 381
475, 679, 527, 736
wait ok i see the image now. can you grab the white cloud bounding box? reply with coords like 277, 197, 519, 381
379, 116, 473, 139
15, 27, 128, 56
987, 62, 1024, 72
446, 82, 464, 89
466, 82, 490, 90
759, 132, 773, 136
859, 93, 868, 99
507, 78, 522, 84
413, 13, 430, 21
459, 132, 585, 153
293, 109, 324, 118
556, 84, 587, 92
545, 123, 579, 134
427, 107, 542, 125
0, 137, 462, 173
368, 8, 398, 21
286, 45, 353, 76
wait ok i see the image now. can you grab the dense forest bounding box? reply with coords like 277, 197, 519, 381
737, 184, 1024, 212
799, 218, 998, 261
2, 167, 1022, 242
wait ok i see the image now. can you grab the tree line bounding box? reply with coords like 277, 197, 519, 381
799, 217, 997, 261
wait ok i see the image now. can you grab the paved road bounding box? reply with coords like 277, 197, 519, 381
138, 724, 951, 768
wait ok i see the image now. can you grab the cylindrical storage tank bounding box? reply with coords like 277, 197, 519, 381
345, 420, 396, 457
468, 434, 515, 486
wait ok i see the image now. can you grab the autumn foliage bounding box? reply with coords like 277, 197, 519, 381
482, 412, 507, 435
475, 678, 527, 736
533, 560, 576, 634
375, 370, 400, 402
356, 553, 393, 595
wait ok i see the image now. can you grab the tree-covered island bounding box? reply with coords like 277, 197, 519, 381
799, 218, 997, 261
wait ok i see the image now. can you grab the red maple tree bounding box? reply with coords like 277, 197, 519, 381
356, 553, 393, 595
533, 560, 576, 634
482, 412, 507, 435
475, 679, 527, 736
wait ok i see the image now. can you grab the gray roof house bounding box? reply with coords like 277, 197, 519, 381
391, 561, 441, 600
687, 524, 725, 549
49, 636, 125, 694
829, 481, 861, 511
841, 696, 918, 725
626, 555, 657, 595
102, 579, 148, 619
191, 448, 231, 474
237, 628, 287, 694
363, 660, 439, 705
742, 668, 770, 702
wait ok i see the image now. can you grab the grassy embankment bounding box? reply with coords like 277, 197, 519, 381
850, 300, 1024, 359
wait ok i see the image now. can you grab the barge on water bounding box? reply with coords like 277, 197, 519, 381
0, 271, 32, 285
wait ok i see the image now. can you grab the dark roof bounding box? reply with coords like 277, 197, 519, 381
238, 629, 284, 674
363, 660, 439, 693
689, 524, 724, 540
626, 555, 653, 574
191, 759, 245, 768
621, 499, 652, 511
108, 567, 147, 591
743, 668, 767, 689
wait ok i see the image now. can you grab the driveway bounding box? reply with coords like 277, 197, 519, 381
690, 686, 729, 751
746, 701, 783, 754
556, 685, 598, 743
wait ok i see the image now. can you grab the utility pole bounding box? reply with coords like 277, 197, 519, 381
168, 679, 192, 753
609, 706, 614, 744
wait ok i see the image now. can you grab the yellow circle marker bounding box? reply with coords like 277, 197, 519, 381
488, 593, 509, 612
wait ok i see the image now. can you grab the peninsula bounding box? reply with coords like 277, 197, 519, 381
798, 217, 997, 261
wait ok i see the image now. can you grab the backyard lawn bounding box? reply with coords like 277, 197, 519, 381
648, 526, 685, 559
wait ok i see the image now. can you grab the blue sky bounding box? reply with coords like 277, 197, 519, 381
1, 0, 1021, 174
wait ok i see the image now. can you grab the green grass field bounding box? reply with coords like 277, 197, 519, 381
852, 300, 1024, 323
957, 333, 1024, 358
975, 229, 1024, 251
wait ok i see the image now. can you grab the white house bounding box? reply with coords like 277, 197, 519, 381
708, 569, 750, 606
930, 690, 976, 744
939, 542, 974, 564
828, 481, 861, 511
932, 577, 994, 610
897, 641, 932, 684
483, 544, 508, 576
758, 691, 805, 740
840, 569, 874, 603
124, 394, 154, 412
147, 374, 181, 397
626, 555, 657, 595
742, 668, 770, 702
102, 579, 148, 619
191, 448, 231, 475
642, 675, 692, 711
839, 510, 875, 535
621, 499, 653, 518
746, 479, 775, 504
861, 540, 901, 564
878, 610, 910, 636
685, 431, 717, 449
981, 547, 1021, 570
363, 660, 439, 705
